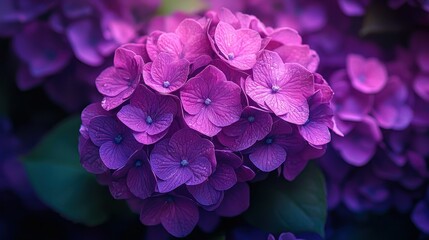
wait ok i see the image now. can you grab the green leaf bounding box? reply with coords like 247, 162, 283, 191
244, 163, 327, 236
158, 0, 207, 15
21, 116, 112, 226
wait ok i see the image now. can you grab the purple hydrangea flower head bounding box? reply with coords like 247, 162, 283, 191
217, 106, 273, 151
96, 46, 144, 110
214, 21, 262, 70
140, 194, 199, 238
88, 116, 142, 169
117, 86, 178, 144
346, 54, 388, 94
181, 65, 242, 137
150, 129, 215, 193
113, 149, 156, 199
332, 116, 382, 166
245, 50, 314, 124
77, 7, 336, 236
13, 21, 72, 78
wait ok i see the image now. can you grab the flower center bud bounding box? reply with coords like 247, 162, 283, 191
146, 115, 153, 124
271, 85, 280, 93
163, 81, 170, 88
114, 134, 123, 144
135, 159, 142, 167
204, 98, 212, 106
227, 53, 234, 60
247, 116, 255, 123
180, 159, 189, 167
265, 137, 273, 145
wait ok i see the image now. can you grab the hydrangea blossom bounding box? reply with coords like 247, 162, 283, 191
78, 8, 336, 237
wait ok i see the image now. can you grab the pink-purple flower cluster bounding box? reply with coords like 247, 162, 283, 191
78, 8, 337, 237
320, 31, 429, 234
1, 0, 159, 111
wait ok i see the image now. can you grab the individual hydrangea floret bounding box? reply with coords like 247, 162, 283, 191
346, 54, 388, 94
117, 86, 177, 144
96, 47, 144, 110
217, 106, 273, 151
214, 21, 262, 70
245, 50, 314, 124
181, 65, 242, 137
88, 116, 142, 169
150, 129, 216, 193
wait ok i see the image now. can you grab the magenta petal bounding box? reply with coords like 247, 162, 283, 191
216, 182, 250, 217
79, 137, 108, 174
99, 141, 130, 169
275, 44, 320, 72
156, 174, 191, 193
347, 54, 387, 94
81, 103, 110, 128
283, 156, 309, 181
160, 196, 199, 238
206, 81, 242, 127
332, 117, 381, 166
299, 121, 331, 146
67, 19, 105, 66
246, 51, 314, 124
127, 162, 156, 199
143, 53, 190, 93
236, 165, 256, 182
117, 105, 150, 132
150, 139, 187, 180
187, 183, 222, 206
96, 67, 131, 97
209, 163, 237, 191
88, 116, 118, 146
109, 178, 133, 200
338, 0, 367, 16
298, 100, 334, 146
214, 21, 261, 70
373, 76, 412, 130
181, 65, 242, 135
140, 197, 164, 226
157, 32, 183, 58
134, 129, 169, 145
175, 18, 211, 62
218, 106, 272, 151
114, 47, 139, 71
249, 143, 287, 172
